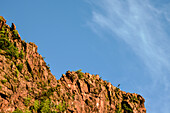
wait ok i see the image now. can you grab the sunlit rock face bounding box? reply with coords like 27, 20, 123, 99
0, 16, 146, 113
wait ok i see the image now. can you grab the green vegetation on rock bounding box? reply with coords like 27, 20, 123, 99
25, 76, 29, 81
15, 69, 19, 77
0, 16, 4, 21
122, 103, 133, 112
56, 101, 68, 112
16, 63, 23, 72
12, 108, 23, 113
0, 27, 24, 60
76, 69, 84, 79
24, 97, 31, 106
13, 30, 20, 39
33, 100, 40, 111
0, 16, 5, 21
19, 50, 24, 59
0, 38, 19, 59
1, 79, 7, 84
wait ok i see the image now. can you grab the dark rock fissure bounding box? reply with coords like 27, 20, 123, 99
0, 93, 8, 99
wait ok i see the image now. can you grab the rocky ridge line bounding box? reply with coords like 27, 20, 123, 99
0, 16, 146, 113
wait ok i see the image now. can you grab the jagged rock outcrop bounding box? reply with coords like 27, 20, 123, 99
0, 16, 146, 113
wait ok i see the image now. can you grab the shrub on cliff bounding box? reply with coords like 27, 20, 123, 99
76, 69, 84, 79
16, 63, 23, 72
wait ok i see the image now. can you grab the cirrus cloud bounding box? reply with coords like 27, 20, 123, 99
88, 0, 170, 112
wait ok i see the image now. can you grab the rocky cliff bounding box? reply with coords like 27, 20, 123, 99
0, 16, 146, 113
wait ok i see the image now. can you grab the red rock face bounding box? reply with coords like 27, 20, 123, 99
0, 17, 146, 113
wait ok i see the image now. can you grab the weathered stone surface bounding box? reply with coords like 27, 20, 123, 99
0, 16, 146, 113
0, 16, 6, 30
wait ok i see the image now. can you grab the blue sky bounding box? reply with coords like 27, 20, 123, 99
1, 0, 170, 112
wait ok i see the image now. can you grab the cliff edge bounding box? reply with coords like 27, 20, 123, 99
0, 16, 146, 113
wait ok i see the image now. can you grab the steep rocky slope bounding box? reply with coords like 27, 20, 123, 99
0, 16, 146, 113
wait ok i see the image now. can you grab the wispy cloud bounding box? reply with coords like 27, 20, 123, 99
88, 0, 170, 112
